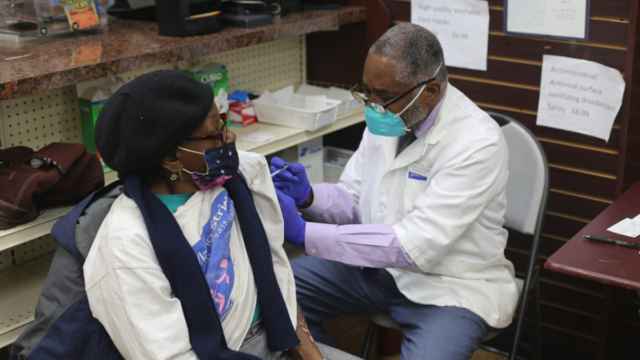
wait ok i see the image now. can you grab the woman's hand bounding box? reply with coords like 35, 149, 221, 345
288, 304, 325, 360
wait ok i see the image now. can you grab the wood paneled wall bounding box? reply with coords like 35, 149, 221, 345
307, 0, 640, 357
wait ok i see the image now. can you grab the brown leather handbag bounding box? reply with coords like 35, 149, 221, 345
0, 143, 105, 230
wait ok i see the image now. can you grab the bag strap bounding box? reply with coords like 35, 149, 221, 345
27, 143, 87, 177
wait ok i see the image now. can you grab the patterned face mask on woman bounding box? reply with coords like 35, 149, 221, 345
178, 142, 239, 191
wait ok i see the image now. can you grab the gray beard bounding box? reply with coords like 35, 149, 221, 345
400, 103, 431, 133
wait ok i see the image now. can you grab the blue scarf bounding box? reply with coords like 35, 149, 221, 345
124, 172, 299, 359
193, 191, 236, 321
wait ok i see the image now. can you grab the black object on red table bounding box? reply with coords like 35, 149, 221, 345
546, 181, 640, 290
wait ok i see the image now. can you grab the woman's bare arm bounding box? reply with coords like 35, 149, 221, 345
288, 304, 325, 360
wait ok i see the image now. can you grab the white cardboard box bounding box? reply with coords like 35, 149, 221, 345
323, 146, 354, 184
279, 138, 324, 184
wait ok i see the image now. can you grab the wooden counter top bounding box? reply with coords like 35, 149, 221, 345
0, 7, 365, 99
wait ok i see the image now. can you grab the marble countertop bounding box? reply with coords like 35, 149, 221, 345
0, 7, 365, 99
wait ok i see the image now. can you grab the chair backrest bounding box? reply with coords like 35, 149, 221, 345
488, 112, 548, 235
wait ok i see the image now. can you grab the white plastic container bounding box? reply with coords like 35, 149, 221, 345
253, 86, 341, 131
297, 84, 361, 116
327, 87, 361, 115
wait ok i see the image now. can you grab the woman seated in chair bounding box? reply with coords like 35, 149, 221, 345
86, 70, 360, 360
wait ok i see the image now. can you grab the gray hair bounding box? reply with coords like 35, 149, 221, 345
369, 23, 448, 85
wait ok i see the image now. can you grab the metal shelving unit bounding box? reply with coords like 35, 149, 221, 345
0, 110, 364, 347
0, 110, 363, 253
0, 10, 366, 345
0, 172, 119, 252
235, 109, 364, 155
0, 253, 54, 348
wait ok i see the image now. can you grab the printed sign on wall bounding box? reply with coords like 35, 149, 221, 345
505, 0, 590, 41
536, 55, 625, 142
411, 0, 490, 71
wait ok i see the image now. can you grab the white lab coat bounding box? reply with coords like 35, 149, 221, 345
84, 151, 297, 359
337, 84, 518, 328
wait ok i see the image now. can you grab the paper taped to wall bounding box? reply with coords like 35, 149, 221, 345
536, 55, 625, 142
505, 0, 590, 41
411, 0, 490, 71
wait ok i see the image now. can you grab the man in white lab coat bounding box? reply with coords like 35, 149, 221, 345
271, 24, 518, 359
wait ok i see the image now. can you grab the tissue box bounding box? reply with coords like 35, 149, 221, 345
253, 85, 340, 131
229, 100, 257, 127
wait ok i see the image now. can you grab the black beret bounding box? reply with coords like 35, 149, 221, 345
95, 70, 213, 174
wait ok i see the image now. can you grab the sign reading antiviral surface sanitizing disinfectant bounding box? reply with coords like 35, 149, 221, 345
536, 55, 625, 142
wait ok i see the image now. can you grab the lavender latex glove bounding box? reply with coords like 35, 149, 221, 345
275, 189, 306, 246
270, 157, 311, 207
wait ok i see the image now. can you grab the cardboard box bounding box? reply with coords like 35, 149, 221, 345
323, 146, 354, 184
324, 146, 355, 167
229, 100, 257, 127
179, 61, 229, 116
279, 138, 324, 184
180, 62, 228, 96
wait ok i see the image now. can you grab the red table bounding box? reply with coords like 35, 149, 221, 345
546, 181, 640, 290
546, 181, 640, 359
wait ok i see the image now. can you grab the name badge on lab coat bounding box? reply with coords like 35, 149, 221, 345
408, 163, 429, 181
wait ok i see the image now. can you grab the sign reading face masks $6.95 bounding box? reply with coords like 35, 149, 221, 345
411, 0, 490, 71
